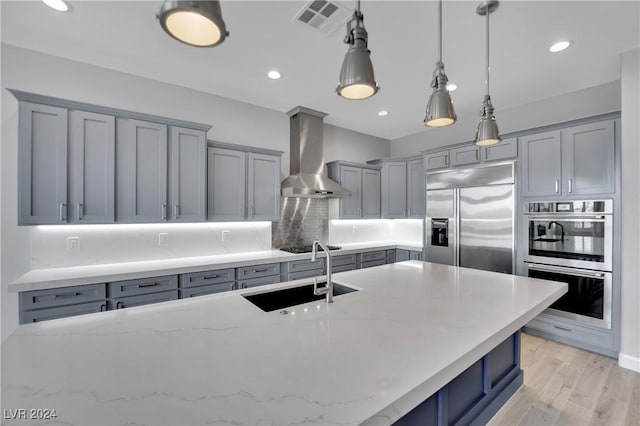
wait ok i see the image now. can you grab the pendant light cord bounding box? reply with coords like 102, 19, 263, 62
357, 0, 361, 13
438, 0, 442, 64
486, 10, 490, 96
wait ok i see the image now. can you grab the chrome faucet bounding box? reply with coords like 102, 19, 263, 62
548, 221, 565, 239
311, 240, 333, 303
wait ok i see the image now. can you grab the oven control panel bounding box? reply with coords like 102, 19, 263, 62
526, 199, 612, 214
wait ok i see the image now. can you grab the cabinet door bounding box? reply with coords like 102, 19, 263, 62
450, 145, 480, 167
407, 158, 425, 218
18, 102, 68, 225
562, 120, 615, 195
168, 126, 206, 222
69, 110, 115, 223
247, 153, 281, 220
207, 147, 246, 221
482, 137, 518, 162
424, 151, 449, 170
120, 119, 168, 222
520, 130, 562, 197
383, 162, 408, 218
362, 168, 381, 218
340, 166, 362, 218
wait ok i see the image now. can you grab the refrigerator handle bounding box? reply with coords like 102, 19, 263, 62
453, 188, 459, 267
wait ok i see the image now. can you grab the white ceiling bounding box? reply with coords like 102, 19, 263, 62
1, 0, 638, 140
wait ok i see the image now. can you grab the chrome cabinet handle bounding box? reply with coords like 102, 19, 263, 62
444, 154, 448, 166
253, 268, 267, 273
55, 292, 80, 298
77, 203, 83, 220
174, 204, 179, 218
161, 204, 167, 220
138, 282, 159, 288
554, 325, 572, 332
99, 303, 106, 312
568, 179, 573, 194
59, 203, 67, 221
554, 180, 559, 194
116, 301, 124, 309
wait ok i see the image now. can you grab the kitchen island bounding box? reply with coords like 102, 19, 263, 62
1, 261, 566, 425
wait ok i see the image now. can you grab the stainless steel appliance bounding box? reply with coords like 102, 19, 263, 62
523, 200, 613, 271
279, 245, 341, 254
425, 162, 515, 274
523, 263, 611, 329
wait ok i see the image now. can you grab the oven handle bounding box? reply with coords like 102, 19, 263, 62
526, 263, 607, 279
525, 214, 606, 220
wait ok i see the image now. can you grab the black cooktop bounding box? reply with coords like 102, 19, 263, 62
279, 245, 342, 254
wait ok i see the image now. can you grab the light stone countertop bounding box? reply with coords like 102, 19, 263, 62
1, 261, 567, 426
9, 241, 423, 292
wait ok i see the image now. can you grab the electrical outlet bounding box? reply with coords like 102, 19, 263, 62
222, 230, 230, 242
67, 236, 80, 251
159, 233, 169, 246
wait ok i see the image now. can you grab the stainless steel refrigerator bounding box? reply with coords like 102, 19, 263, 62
425, 162, 515, 274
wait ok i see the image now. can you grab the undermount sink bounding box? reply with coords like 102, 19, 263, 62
243, 282, 358, 312
534, 237, 563, 242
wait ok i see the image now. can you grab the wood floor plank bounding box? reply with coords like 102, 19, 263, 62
568, 352, 615, 410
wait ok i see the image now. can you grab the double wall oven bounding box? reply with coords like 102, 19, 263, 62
523, 200, 613, 329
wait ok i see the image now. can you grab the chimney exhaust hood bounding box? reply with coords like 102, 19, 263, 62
281, 107, 350, 198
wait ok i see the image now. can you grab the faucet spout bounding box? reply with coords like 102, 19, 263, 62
548, 221, 565, 240
311, 240, 334, 303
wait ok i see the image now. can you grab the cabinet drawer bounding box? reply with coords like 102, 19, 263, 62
287, 268, 324, 281
239, 274, 280, 289
112, 290, 178, 310
386, 250, 396, 264
360, 250, 386, 263
332, 264, 356, 273
20, 283, 106, 311
409, 250, 423, 261
396, 249, 410, 262
180, 268, 235, 288
332, 254, 357, 267
20, 301, 107, 324
450, 145, 480, 167
181, 283, 235, 298
237, 263, 280, 280
109, 275, 178, 298
525, 315, 614, 350
287, 258, 325, 273
361, 258, 387, 269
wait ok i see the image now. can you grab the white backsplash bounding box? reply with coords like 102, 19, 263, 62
328, 219, 423, 246
30, 222, 272, 269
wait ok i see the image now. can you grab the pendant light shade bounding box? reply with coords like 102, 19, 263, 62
337, 1, 379, 100
425, 0, 456, 127
475, 0, 501, 146
158, 1, 228, 47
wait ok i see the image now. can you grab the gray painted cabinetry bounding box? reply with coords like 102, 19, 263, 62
367, 156, 424, 219
407, 158, 426, 218
169, 126, 207, 222
208, 143, 283, 222
19, 283, 107, 324
327, 161, 381, 219
520, 130, 563, 197
424, 138, 518, 172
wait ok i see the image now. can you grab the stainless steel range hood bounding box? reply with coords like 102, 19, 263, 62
281, 107, 350, 198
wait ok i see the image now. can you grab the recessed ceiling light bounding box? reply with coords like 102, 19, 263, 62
446, 83, 458, 92
267, 70, 281, 80
549, 40, 571, 53
378, 110, 388, 117
42, 0, 70, 12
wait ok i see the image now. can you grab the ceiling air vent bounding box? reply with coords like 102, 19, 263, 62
294, 0, 352, 35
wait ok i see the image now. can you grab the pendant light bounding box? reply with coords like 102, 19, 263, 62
474, 1, 501, 146
158, 1, 228, 48
336, 0, 379, 100
425, 0, 456, 127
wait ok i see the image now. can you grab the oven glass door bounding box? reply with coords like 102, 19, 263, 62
527, 264, 611, 329
526, 215, 611, 270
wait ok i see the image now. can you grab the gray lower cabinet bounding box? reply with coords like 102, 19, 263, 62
396, 249, 410, 262
520, 130, 562, 197
18, 102, 68, 225
109, 275, 178, 298
326, 161, 381, 219
111, 291, 179, 310
386, 249, 397, 264
247, 152, 281, 220
237, 263, 281, 288
19, 283, 107, 324
239, 275, 281, 289
283, 258, 326, 281
449, 145, 480, 167
181, 283, 235, 298
117, 118, 168, 222
69, 110, 116, 223
208, 147, 246, 221
359, 250, 387, 268
406, 158, 425, 218
180, 269, 236, 298
168, 126, 207, 222
332, 254, 357, 273
410, 250, 423, 261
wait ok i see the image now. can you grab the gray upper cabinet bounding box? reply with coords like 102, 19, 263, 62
520, 130, 562, 197
382, 161, 408, 218
362, 168, 381, 218
424, 151, 449, 170
247, 152, 281, 220
561, 120, 615, 195
69, 110, 115, 223
18, 102, 68, 225
118, 119, 168, 222
208, 147, 246, 221
327, 161, 381, 219
168, 126, 206, 222
406, 157, 425, 218
449, 145, 480, 167
481, 137, 518, 162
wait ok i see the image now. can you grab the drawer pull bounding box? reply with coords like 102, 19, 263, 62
253, 268, 268, 273
116, 301, 124, 309
100, 303, 107, 312
138, 283, 159, 288
554, 325, 572, 332
55, 292, 81, 298
202, 275, 219, 280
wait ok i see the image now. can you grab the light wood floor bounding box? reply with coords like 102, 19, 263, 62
488, 333, 640, 426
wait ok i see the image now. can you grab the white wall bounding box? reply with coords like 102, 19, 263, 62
329, 219, 423, 246
390, 80, 621, 156
619, 48, 640, 372
0, 44, 390, 341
